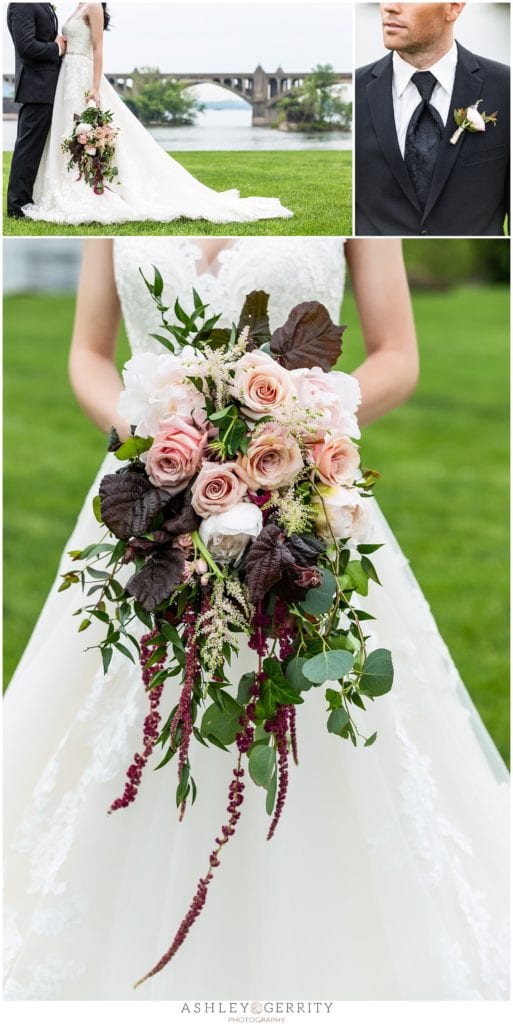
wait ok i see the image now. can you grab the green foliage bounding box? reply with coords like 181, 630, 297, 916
277, 64, 351, 132
3, 151, 352, 237
130, 68, 204, 126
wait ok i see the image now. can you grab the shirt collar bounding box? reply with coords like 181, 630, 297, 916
392, 42, 458, 98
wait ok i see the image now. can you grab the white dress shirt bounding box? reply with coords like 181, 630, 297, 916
392, 43, 458, 157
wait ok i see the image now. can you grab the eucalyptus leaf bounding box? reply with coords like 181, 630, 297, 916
303, 649, 354, 684
285, 656, 313, 692
266, 767, 278, 815
359, 649, 394, 697
299, 567, 337, 616
327, 707, 350, 735
248, 745, 276, 788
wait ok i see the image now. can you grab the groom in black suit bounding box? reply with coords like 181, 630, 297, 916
355, 3, 510, 235
6, 3, 66, 218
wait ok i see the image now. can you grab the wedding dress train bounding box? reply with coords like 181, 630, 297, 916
22, 13, 293, 225
3, 238, 509, 1000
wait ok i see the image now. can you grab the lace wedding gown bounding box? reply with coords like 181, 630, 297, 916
4, 238, 509, 1001
22, 12, 293, 225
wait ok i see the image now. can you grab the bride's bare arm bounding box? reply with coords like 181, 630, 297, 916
69, 239, 129, 438
85, 3, 104, 104
345, 239, 419, 426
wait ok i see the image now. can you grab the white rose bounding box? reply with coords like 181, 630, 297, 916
466, 105, 486, 132
291, 367, 361, 439
199, 502, 263, 564
118, 350, 206, 438
75, 122, 92, 135
313, 485, 372, 542
85, 146, 97, 156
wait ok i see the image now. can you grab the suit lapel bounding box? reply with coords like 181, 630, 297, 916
421, 44, 484, 223
366, 53, 422, 213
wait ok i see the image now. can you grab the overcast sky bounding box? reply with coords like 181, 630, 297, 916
3, 1, 352, 74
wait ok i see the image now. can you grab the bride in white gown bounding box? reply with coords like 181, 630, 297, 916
4, 237, 509, 1000
22, 3, 293, 225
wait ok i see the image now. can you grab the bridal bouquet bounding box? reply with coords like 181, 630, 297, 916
62, 272, 394, 987
61, 91, 119, 194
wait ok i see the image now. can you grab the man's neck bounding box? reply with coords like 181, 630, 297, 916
396, 38, 455, 71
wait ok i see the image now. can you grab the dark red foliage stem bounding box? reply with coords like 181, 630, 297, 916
289, 704, 299, 766
267, 704, 291, 840
169, 605, 201, 820
108, 629, 166, 814
133, 680, 261, 990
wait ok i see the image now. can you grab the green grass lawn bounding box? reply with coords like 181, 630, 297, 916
3, 285, 509, 764
3, 150, 352, 236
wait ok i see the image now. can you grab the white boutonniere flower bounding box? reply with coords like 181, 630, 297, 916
450, 99, 498, 145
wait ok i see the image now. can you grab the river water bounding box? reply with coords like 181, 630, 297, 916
3, 107, 351, 152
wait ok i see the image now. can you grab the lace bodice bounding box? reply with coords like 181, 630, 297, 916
113, 238, 346, 356
63, 13, 92, 59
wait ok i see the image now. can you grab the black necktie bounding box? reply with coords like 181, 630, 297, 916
404, 71, 444, 209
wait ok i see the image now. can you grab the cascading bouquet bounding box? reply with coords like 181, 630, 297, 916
62, 271, 394, 988
61, 90, 119, 194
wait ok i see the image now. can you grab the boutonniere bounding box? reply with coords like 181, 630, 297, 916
450, 99, 497, 145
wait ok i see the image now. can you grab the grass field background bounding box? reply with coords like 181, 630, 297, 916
3, 282, 509, 764
3, 151, 351, 236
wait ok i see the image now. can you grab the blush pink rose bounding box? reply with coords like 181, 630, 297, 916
144, 416, 207, 495
238, 425, 303, 490
291, 367, 361, 439
311, 435, 360, 486
77, 133, 89, 145
230, 350, 296, 421
191, 462, 248, 517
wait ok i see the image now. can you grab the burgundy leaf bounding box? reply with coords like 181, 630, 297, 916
99, 470, 169, 540
126, 544, 185, 612
237, 290, 271, 350
245, 524, 295, 604
161, 487, 201, 537
286, 533, 325, 567
270, 301, 346, 371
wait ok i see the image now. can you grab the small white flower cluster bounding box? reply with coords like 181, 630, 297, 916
270, 487, 318, 536
196, 577, 252, 671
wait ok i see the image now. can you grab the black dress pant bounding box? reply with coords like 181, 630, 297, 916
7, 103, 53, 216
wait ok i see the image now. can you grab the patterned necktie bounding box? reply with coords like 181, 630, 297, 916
404, 71, 444, 208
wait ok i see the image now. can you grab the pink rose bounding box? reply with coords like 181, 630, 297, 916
230, 350, 296, 421
191, 462, 248, 517
238, 424, 303, 490
77, 133, 89, 145
144, 416, 207, 495
311, 435, 360, 486
291, 367, 361, 439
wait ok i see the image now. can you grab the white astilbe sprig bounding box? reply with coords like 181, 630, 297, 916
200, 327, 252, 411
251, 402, 325, 444
271, 486, 318, 535
196, 576, 252, 671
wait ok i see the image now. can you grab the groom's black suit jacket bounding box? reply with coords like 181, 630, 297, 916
355, 43, 510, 236
7, 3, 61, 105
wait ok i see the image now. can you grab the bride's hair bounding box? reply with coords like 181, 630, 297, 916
101, 4, 111, 30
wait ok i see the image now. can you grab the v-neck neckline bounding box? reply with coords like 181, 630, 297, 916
185, 239, 240, 279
